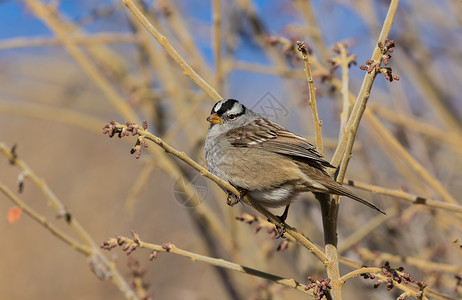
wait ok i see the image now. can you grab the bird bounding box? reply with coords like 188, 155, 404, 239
204, 98, 385, 222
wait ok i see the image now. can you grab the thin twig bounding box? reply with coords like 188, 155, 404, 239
346, 179, 462, 213
0, 182, 91, 255
339, 267, 382, 283
297, 41, 323, 154
159, 0, 214, 82
292, 0, 329, 62
0, 33, 140, 50
107, 235, 312, 295
25, 0, 138, 122
363, 111, 457, 204
309, 63, 458, 206
334, 42, 353, 140
359, 248, 462, 275
122, 0, 222, 102
337, 257, 453, 300
212, 0, 223, 93
369, 103, 462, 157
330, 0, 400, 168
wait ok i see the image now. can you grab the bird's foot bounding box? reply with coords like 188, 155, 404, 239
271, 204, 290, 239
226, 189, 246, 206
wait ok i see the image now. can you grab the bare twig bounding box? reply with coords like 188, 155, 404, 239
0, 33, 140, 50
340, 267, 382, 283
364, 111, 457, 204
122, 0, 222, 102
212, 0, 224, 92
330, 0, 400, 168
103, 234, 312, 295
0, 182, 91, 255
346, 180, 462, 213
297, 40, 323, 154
359, 248, 462, 275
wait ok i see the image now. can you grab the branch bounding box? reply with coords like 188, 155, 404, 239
340, 267, 381, 283
212, 0, 224, 92
297, 41, 323, 155
102, 233, 312, 295
338, 257, 452, 300
122, 0, 222, 102
346, 179, 462, 213
330, 0, 400, 168
358, 248, 462, 275
0, 33, 140, 50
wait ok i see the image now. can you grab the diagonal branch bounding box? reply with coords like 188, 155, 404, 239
103, 234, 312, 295
122, 0, 222, 102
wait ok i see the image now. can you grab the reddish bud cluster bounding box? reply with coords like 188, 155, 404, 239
101, 238, 118, 251
305, 277, 332, 300
359, 38, 399, 82
382, 67, 400, 82
101, 235, 138, 256
103, 120, 150, 159
362, 261, 426, 296
359, 59, 381, 74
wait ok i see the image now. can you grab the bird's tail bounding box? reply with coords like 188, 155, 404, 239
338, 187, 386, 214
323, 181, 386, 214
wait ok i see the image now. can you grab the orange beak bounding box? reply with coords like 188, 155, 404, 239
206, 113, 223, 124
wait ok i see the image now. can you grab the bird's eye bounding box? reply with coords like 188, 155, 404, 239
228, 114, 236, 120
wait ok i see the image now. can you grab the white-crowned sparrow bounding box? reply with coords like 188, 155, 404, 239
205, 99, 385, 219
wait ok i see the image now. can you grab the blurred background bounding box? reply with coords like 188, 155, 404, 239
0, 0, 461, 299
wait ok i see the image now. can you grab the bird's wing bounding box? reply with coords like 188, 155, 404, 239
226, 118, 334, 168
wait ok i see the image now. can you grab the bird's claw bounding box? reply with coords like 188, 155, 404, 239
274, 222, 286, 239
226, 189, 245, 206
270, 204, 291, 239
